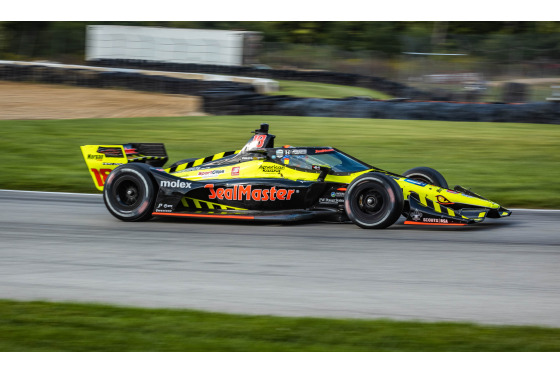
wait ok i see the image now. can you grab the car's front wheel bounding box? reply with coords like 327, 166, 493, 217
344, 173, 404, 229
103, 163, 157, 221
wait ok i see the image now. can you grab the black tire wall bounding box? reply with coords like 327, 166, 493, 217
0, 63, 256, 96
2, 61, 559, 124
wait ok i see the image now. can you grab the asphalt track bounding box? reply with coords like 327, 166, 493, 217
1, 189, 559, 327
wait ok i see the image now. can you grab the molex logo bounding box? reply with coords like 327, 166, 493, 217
160, 180, 192, 189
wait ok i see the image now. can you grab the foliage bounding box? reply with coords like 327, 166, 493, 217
1, 21, 559, 61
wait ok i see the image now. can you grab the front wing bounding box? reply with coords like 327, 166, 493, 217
404, 194, 511, 226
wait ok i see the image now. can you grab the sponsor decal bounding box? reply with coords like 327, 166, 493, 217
446, 189, 460, 194
282, 158, 290, 165
103, 162, 124, 166
283, 149, 307, 155
275, 149, 284, 157
205, 184, 296, 201
436, 195, 452, 204
422, 218, 449, 224
290, 149, 307, 155
405, 178, 428, 187
260, 165, 284, 173
157, 203, 174, 209
88, 154, 103, 160
197, 169, 225, 177
312, 165, 321, 171
160, 180, 192, 189
315, 148, 334, 154
231, 167, 240, 176
319, 198, 344, 204
327, 191, 345, 199
410, 209, 423, 221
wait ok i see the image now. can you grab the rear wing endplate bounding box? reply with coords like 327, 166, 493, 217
80, 143, 168, 191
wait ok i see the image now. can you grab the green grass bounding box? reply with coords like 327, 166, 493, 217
1, 300, 560, 351
267, 80, 393, 99
0, 116, 559, 208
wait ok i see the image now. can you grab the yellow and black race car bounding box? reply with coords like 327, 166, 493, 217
81, 123, 511, 229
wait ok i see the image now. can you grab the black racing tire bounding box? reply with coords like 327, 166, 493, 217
402, 166, 448, 189
169, 158, 198, 169
103, 163, 157, 222
344, 172, 404, 229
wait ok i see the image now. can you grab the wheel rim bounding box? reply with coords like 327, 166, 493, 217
345, 173, 404, 229
358, 188, 384, 214
351, 182, 391, 223
115, 180, 141, 209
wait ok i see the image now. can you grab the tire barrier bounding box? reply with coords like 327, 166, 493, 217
200, 91, 560, 124
89, 59, 434, 100
2, 61, 558, 124
0, 62, 256, 96
501, 82, 529, 103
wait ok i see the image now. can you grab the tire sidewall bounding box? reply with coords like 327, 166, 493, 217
344, 173, 404, 229
103, 164, 156, 221
402, 167, 448, 189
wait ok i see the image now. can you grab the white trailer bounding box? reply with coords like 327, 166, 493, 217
86, 25, 262, 66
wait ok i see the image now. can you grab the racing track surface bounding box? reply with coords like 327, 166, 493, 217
1, 189, 560, 327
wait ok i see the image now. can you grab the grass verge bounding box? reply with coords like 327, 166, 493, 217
1, 300, 560, 351
0, 115, 558, 208
266, 80, 393, 99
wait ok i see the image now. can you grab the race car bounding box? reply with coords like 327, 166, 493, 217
80, 123, 511, 229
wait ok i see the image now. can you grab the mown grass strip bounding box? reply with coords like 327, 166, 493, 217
266, 80, 393, 99
0, 115, 558, 207
1, 300, 560, 351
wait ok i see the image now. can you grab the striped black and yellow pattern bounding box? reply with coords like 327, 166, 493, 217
419, 195, 470, 220
181, 197, 246, 211
129, 155, 168, 163
167, 150, 241, 173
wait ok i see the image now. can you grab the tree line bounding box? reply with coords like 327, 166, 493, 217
1, 21, 559, 61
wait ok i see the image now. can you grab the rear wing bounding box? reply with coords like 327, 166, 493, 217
80, 143, 168, 191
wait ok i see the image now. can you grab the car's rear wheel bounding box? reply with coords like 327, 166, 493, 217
402, 166, 448, 188
103, 163, 157, 221
344, 173, 404, 229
